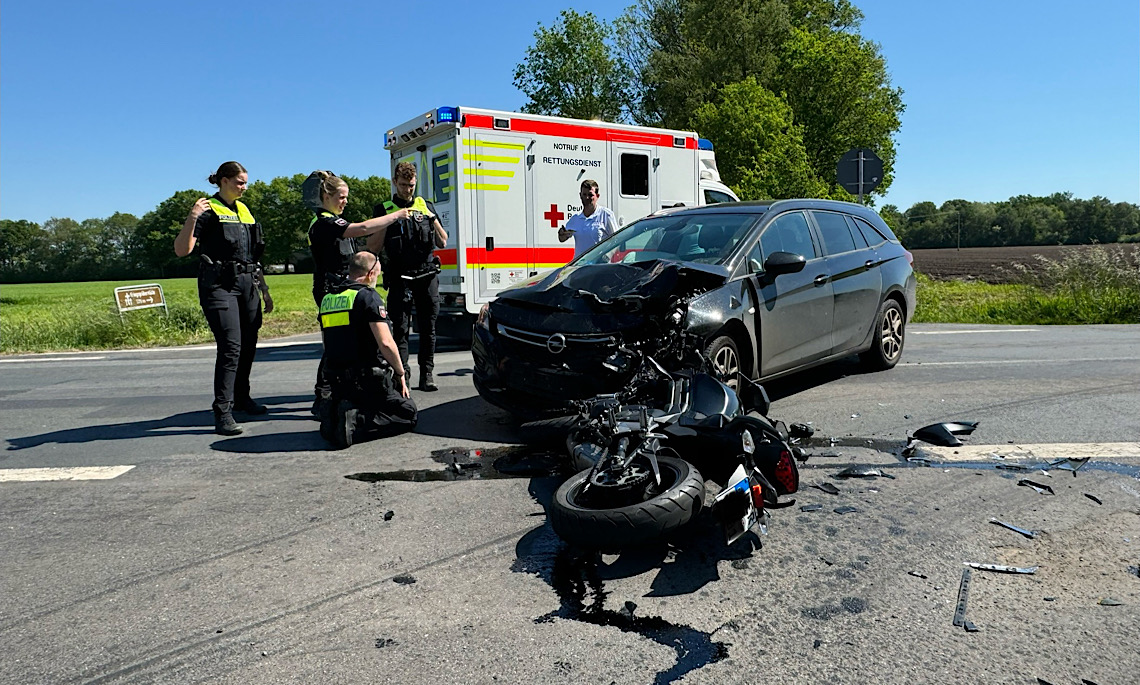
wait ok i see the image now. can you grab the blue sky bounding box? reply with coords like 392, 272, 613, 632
1, 0, 1136, 224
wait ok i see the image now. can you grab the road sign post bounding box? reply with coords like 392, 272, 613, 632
837, 148, 883, 202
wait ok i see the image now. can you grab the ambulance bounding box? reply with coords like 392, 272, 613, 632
382, 106, 740, 339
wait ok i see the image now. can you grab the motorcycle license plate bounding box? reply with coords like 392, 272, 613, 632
711, 466, 763, 545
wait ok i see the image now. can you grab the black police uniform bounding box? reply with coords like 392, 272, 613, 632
308, 210, 358, 404
372, 196, 442, 388
194, 194, 265, 419
318, 282, 418, 446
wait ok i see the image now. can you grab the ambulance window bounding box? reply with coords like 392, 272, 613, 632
432, 153, 451, 203
704, 189, 735, 205
620, 153, 649, 197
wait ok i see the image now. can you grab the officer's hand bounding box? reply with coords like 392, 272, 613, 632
188, 197, 210, 220
262, 292, 274, 314
392, 208, 411, 221
397, 375, 409, 398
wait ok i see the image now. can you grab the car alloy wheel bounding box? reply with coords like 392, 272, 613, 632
705, 335, 741, 390
879, 304, 904, 363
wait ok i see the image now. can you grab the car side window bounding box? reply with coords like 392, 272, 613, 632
851, 215, 892, 246
759, 211, 818, 261
844, 215, 869, 248
811, 210, 857, 255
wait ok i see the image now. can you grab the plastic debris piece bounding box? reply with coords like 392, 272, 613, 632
383, 510, 395, 521
1048, 457, 1089, 475
834, 506, 858, 515
1037, 679, 1056, 685
1018, 479, 1055, 495
800, 503, 823, 512
964, 621, 979, 632
995, 463, 1030, 471
1098, 597, 1122, 606
965, 562, 1038, 574
1083, 493, 1103, 505
909, 421, 980, 449
392, 574, 416, 585
990, 518, 1037, 539
814, 482, 840, 495
906, 456, 932, 465
953, 568, 972, 626
1081, 679, 1101, 685
908, 571, 928, 579
835, 464, 882, 479
1043, 597, 1056, 601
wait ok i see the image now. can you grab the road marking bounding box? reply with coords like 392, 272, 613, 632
0, 465, 136, 482
912, 442, 1140, 462
0, 356, 107, 364
901, 357, 1140, 366
912, 329, 1041, 335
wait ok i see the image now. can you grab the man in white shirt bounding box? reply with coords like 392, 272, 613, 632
558, 179, 619, 258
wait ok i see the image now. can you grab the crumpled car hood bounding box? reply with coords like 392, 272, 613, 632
491, 260, 729, 333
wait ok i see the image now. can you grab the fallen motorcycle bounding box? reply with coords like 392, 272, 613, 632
548, 351, 807, 552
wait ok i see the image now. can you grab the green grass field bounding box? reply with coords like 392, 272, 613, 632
2, 244, 1136, 354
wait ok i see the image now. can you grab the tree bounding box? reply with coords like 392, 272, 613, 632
513, 9, 633, 121
243, 175, 310, 268
343, 175, 392, 225
0, 219, 49, 282
690, 78, 827, 200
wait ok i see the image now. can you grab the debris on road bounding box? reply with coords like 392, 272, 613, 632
953, 568, 972, 627
393, 574, 416, 585
904, 421, 980, 455
1018, 479, 1055, 495
800, 504, 823, 512
834, 506, 858, 515
990, 518, 1038, 539
383, 510, 395, 521
1083, 493, 1103, 505
965, 562, 1038, 574
964, 620, 979, 632
814, 482, 840, 495
995, 463, 1030, 471
1048, 457, 1089, 475
908, 571, 928, 579
1098, 597, 1123, 606
834, 464, 882, 479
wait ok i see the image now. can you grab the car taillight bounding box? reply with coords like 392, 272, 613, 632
774, 450, 799, 494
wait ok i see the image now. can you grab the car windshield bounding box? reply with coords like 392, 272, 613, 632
573, 213, 760, 266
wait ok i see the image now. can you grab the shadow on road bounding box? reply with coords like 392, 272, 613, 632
761, 354, 869, 402
414, 396, 520, 443
5, 395, 318, 452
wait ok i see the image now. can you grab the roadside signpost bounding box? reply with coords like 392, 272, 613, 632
837, 148, 883, 202
114, 283, 168, 322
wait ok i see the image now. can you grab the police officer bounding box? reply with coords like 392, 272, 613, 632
174, 161, 269, 435
318, 251, 417, 448
368, 162, 448, 392
307, 170, 409, 413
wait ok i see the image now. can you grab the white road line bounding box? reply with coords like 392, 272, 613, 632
0, 356, 107, 363
912, 329, 1041, 335
901, 357, 1140, 367
0, 465, 136, 482
912, 443, 1140, 462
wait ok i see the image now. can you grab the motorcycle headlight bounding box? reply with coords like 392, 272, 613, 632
476, 303, 491, 331
741, 429, 756, 455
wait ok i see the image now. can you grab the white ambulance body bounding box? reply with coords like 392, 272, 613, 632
383, 106, 739, 338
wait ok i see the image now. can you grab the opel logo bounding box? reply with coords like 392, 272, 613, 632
546, 333, 567, 354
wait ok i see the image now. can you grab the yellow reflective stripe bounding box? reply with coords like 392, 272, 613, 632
463, 153, 520, 164
441, 264, 458, 270
464, 182, 509, 191
442, 185, 453, 193
431, 143, 451, 153
462, 139, 525, 150
462, 168, 514, 177
395, 155, 415, 166
439, 172, 452, 180
435, 157, 452, 167
320, 312, 351, 328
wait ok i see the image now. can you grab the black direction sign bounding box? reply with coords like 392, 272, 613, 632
837, 148, 883, 198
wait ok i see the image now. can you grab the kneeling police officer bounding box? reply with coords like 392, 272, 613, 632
318, 251, 418, 448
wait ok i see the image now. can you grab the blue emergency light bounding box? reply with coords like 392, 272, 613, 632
437, 106, 459, 123
698, 138, 714, 150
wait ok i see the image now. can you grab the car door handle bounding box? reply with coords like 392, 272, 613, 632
865, 259, 881, 269
813, 274, 829, 286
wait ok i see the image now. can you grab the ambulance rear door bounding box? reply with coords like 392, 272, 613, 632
391, 132, 462, 296
527, 132, 603, 272
608, 138, 659, 228
465, 130, 530, 301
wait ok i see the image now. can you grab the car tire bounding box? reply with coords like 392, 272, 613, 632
704, 335, 741, 390
860, 299, 905, 371
549, 456, 705, 552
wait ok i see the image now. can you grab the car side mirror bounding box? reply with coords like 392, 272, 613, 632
763, 251, 807, 276
737, 375, 770, 416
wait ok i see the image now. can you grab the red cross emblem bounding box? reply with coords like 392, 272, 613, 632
543, 203, 565, 227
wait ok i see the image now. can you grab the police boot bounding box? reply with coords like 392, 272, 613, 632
235, 397, 268, 415
215, 412, 244, 436
419, 371, 438, 392
333, 400, 358, 449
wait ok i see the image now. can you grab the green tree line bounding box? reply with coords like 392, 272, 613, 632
881, 193, 1140, 249
1, 174, 389, 284
514, 0, 904, 201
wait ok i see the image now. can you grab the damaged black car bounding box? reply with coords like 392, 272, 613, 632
472, 199, 916, 418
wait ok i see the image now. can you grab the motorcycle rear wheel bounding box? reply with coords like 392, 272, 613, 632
549, 456, 705, 552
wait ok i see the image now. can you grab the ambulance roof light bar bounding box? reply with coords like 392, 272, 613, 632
436, 106, 459, 123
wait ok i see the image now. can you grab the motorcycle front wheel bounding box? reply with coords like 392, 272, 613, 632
549, 456, 705, 552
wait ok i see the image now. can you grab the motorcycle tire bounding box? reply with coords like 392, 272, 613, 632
549, 456, 705, 552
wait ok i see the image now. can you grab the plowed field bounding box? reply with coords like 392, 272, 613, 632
909, 244, 1139, 284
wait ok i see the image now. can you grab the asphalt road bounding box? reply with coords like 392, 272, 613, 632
2, 324, 1138, 684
